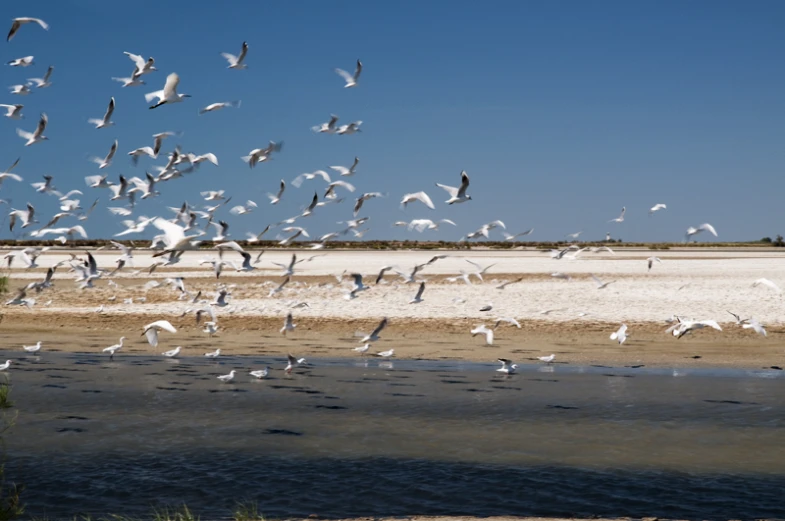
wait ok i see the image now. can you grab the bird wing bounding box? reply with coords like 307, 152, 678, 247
221, 52, 238, 65
435, 182, 458, 197
415, 282, 425, 299
354, 59, 363, 80
413, 192, 435, 209
124, 51, 146, 69
699, 223, 718, 237
334, 68, 353, 83
34, 113, 48, 137
162, 73, 180, 98
237, 42, 248, 63
371, 318, 388, 336
104, 97, 115, 122
457, 171, 470, 197
106, 140, 118, 162
144, 328, 159, 347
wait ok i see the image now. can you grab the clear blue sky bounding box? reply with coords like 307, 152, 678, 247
2, 0, 783, 243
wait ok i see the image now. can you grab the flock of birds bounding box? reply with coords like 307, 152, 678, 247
0, 16, 769, 381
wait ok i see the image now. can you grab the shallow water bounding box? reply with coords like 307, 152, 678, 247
2, 352, 784, 520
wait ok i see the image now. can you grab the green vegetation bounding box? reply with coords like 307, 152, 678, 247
0, 378, 23, 521
0, 277, 8, 295
152, 504, 198, 521
233, 501, 265, 521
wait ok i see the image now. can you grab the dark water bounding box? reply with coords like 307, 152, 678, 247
2, 352, 784, 520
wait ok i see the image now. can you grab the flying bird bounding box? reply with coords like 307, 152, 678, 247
685, 223, 718, 241
649, 203, 667, 215
608, 207, 626, 223
16, 112, 48, 146
610, 324, 628, 344
7, 55, 34, 67
335, 59, 362, 88
7, 17, 49, 42
88, 97, 116, 129
199, 100, 241, 115
0, 104, 24, 119
27, 65, 54, 88
145, 72, 190, 109
141, 320, 177, 347
400, 191, 435, 210
471, 325, 494, 345
435, 171, 471, 204
221, 41, 249, 69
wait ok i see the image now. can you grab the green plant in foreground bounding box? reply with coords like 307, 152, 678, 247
233, 501, 265, 521
0, 382, 13, 410
152, 504, 198, 521
0, 277, 8, 295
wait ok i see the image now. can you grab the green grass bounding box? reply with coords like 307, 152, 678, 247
152, 504, 198, 521
233, 501, 265, 521
0, 277, 8, 295
0, 382, 12, 410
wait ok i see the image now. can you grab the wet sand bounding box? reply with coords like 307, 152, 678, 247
2, 248, 784, 369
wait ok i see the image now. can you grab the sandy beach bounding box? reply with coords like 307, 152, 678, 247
2, 247, 784, 368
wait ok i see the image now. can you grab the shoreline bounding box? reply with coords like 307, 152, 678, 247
1, 311, 781, 370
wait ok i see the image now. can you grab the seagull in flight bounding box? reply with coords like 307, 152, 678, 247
280, 312, 297, 335
502, 229, 534, 241
267, 179, 286, 205
685, 223, 718, 241
608, 207, 626, 223
409, 282, 425, 304
435, 171, 471, 204
649, 203, 667, 215
124, 51, 156, 76
360, 318, 388, 343
0, 104, 24, 120
222, 41, 249, 69
400, 191, 435, 210
335, 59, 362, 88
647, 256, 661, 271
88, 97, 116, 129
752, 278, 781, 294
145, 72, 190, 109
199, 100, 241, 115
27, 65, 54, 88
285, 353, 306, 373
7, 56, 34, 67
496, 358, 517, 374
141, 320, 177, 347
610, 324, 628, 344
330, 157, 360, 177
312, 114, 339, 134
16, 112, 48, 146
471, 325, 494, 345
7, 17, 49, 42
91, 140, 118, 169
590, 273, 616, 289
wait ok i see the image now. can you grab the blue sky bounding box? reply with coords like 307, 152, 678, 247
1, 0, 783, 243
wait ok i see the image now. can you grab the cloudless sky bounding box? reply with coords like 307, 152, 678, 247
1, 0, 783, 243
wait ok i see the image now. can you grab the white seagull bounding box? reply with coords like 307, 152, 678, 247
649, 203, 667, 215
267, 179, 286, 205
685, 223, 718, 241
471, 325, 494, 345
145, 72, 190, 109
400, 192, 435, 210
124, 51, 156, 76
436, 171, 472, 204
360, 317, 388, 343
7, 56, 34, 67
88, 97, 115, 129
16, 112, 48, 146
281, 312, 296, 335
162, 346, 182, 358
590, 274, 616, 289
91, 140, 118, 169
0, 361, 11, 372
409, 282, 426, 304
610, 324, 628, 344
27, 65, 54, 88
221, 41, 249, 69
329, 157, 360, 177
250, 367, 270, 379
0, 104, 24, 119
7, 17, 49, 42
217, 370, 237, 383
102, 337, 125, 359
199, 100, 241, 115
142, 320, 177, 347
23, 341, 42, 353
497, 358, 517, 374
608, 207, 626, 223
752, 278, 782, 294
9, 84, 32, 96
335, 59, 362, 88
